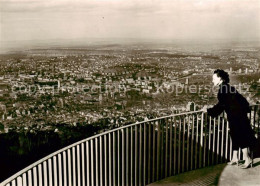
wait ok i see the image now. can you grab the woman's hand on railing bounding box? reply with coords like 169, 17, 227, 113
201, 105, 208, 113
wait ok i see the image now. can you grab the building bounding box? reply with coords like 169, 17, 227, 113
186, 101, 195, 111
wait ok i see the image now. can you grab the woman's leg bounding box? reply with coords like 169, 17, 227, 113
228, 150, 238, 165
240, 147, 253, 168
242, 147, 251, 164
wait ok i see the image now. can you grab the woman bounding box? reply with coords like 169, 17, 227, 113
202, 69, 256, 168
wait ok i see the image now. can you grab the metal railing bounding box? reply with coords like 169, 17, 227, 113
1, 105, 259, 186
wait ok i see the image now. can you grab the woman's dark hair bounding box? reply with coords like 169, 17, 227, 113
214, 69, 230, 83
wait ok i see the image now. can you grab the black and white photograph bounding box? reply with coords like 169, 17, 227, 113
0, 0, 260, 185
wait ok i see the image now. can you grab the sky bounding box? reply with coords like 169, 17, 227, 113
0, 0, 260, 44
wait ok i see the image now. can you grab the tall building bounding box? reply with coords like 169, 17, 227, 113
186, 101, 195, 111
99, 94, 103, 102
185, 78, 189, 85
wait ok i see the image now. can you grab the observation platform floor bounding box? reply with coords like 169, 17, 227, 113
149, 158, 260, 186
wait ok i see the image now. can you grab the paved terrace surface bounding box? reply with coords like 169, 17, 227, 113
149, 158, 260, 186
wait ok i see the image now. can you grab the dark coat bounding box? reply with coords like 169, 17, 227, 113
207, 83, 256, 150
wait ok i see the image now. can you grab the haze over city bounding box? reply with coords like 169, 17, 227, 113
1, 0, 260, 52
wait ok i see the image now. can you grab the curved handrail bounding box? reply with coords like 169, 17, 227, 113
1, 110, 203, 185
1, 105, 259, 186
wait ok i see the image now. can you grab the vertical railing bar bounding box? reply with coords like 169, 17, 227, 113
255, 105, 258, 136
63, 151, 68, 186
90, 140, 94, 186
144, 123, 147, 186
72, 147, 76, 186
28, 169, 33, 186
68, 150, 75, 185
109, 133, 112, 186
221, 118, 225, 163
178, 116, 181, 174
195, 114, 199, 169
191, 115, 195, 170
113, 132, 116, 186
182, 116, 185, 172
135, 125, 138, 186
257, 106, 259, 136
225, 121, 229, 161
238, 147, 241, 161
157, 120, 161, 180
173, 117, 177, 175
38, 164, 43, 186
148, 122, 152, 184
16, 176, 21, 186
95, 138, 99, 186
18, 172, 23, 186
165, 118, 169, 177
257, 105, 259, 134
139, 124, 142, 185
86, 141, 90, 186
48, 158, 53, 186
160, 119, 164, 178
17, 176, 23, 186
169, 118, 173, 175
68, 149, 72, 186
53, 156, 57, 186
203, 113, 207, 167
33, 167, 38, 186
254, 105, 256, 134
81, 143, 86, 186
99, 136, 103, 186
212, 118, 216, 165
199, 113, 204, 168
23, 173, 27, 186
216, 116, 220, 164
58, 154, 62, 186
11, 180, 16, 186
104, 135, 107, 186
131, 126, 134, 186
117, 130, 120, 186
72, 147, 76, 185
208, 116, 212, 166
11, 179, 16, 186
230, 136, 232, 161
122, 129, 125, 186
126, 128, 129, 186
187, 115, 190, 171
43, 161, 48, 186
152, 121, 156, 181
